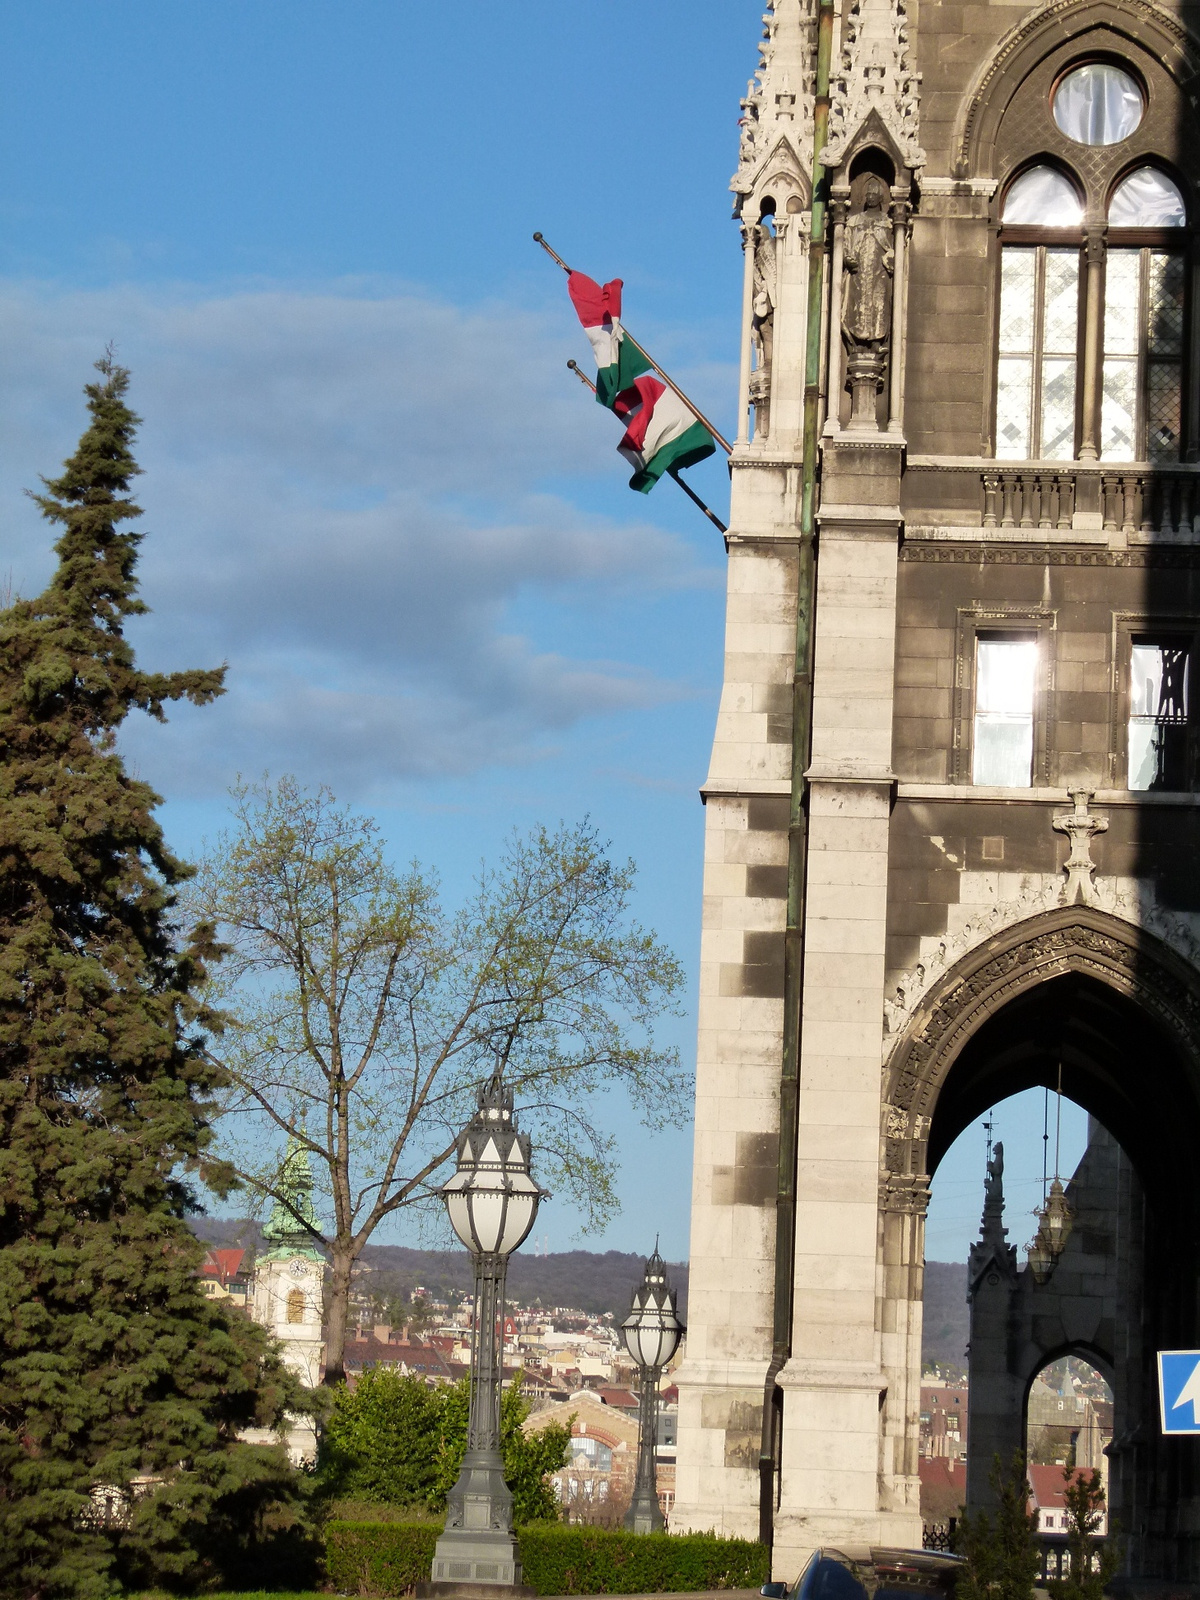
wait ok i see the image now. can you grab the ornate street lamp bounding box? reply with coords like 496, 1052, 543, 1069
430, 1073, 547, 1589
621, 1246, 685, 1534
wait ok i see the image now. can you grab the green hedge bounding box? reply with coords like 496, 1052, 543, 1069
518, 1525, 771, 1594
325, 1523, 438, 1596
325, 1520, 770, 1597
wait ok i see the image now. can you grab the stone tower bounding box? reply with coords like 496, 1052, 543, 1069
673, 0, 1200, 1583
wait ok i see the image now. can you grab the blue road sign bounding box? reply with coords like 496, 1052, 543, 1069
1158, 1351, 1200, 1434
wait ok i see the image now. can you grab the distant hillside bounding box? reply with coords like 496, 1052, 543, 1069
192, 1219, 961, 1363
189, 1218, 687, 1325
923, 1260, 969, 1374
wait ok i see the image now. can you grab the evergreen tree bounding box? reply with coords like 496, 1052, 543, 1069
0, 359, 310, 1599
956, 1452, 1041, 1600
1048, 1469, 1120, 1600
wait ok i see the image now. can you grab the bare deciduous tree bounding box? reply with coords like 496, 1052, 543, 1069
192, 777, 687, 1382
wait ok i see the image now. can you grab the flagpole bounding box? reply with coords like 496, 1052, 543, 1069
536, 232, 733, 455
566, 361, 728, 536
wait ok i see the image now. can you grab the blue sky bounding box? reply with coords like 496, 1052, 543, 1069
0, 1, 1083, 1265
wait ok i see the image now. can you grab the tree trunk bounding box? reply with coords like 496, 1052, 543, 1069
322, 1245, 355, 1386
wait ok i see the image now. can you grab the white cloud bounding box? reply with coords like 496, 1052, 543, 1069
0, 279, 715, 793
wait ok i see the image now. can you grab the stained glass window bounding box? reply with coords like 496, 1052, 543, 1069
996, 247, 1079, 459
1053, 64, 1143, 146
974, 639, 1037, 787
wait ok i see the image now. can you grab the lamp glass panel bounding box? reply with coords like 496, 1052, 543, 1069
497, 1189, 538, 1255
1053, 64, 1143, 146
466, 1188, 507, 1254
446, 1191, 475, 1251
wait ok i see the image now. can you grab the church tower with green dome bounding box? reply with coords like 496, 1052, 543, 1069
251, 1139, 327, 1442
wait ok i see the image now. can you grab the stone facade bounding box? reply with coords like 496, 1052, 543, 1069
674, 0, 1200, 1584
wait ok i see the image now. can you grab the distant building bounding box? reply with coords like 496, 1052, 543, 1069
1028, 1464, 1108, 1536
199, 1246, 252, 1307
245, 1140, 327, 1464
920, 1383, 969, 1460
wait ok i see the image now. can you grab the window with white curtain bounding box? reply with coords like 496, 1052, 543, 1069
973, 638, 1038, 787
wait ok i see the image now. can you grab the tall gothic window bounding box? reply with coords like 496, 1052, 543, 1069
1102, 170, 1187, 462
994, 61, 1189, 463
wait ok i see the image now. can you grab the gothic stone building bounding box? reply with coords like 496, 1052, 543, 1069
673, 0, 1200, 1583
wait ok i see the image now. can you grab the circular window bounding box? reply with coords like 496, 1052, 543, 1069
1053, 63, 1143, 145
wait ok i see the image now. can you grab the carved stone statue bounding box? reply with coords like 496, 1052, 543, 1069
841, 175, 894, 426
749, 223, 777, 435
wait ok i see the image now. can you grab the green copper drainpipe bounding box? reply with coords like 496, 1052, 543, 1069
758, 0, 833, 1549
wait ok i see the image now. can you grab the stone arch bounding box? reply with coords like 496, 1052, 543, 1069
950, 0, 1200, 180
882, 904, 1200, 1184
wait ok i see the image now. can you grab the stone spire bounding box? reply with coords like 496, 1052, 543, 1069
820, 0, 924, 173
968, 1140, 1017, 1294
732, 0, 816, 216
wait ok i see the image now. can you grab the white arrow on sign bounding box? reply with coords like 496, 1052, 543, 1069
1172, 1359, 1200, 1426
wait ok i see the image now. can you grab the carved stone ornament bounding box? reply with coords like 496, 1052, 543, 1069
883, 908, 1200, 1173
1052, 788, 1109, 906
841, 176, 894, 425
732, 0, 815, 214
820, 0, 925, 173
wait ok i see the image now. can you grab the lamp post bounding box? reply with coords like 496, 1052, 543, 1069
430, 1073, 547, 1590
621, 1246, 685, 1534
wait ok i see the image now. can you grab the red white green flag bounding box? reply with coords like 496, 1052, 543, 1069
567, 269, 716, 493
613, 374, 717, 493
567, 271, 651, 408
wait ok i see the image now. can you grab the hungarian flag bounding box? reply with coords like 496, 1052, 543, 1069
567, 271, 651, 409
613, 373, 717, 493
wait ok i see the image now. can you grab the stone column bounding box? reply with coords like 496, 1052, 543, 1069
1079, 227, 1106, 461
672, 519, 800, 1542
827, 190, 849, 434
737, 222, 758, 446
771, 434, 909, 1576
888, 194, 910, 435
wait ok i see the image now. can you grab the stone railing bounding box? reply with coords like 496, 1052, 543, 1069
906, 459, 1200, 539
982, 466, 1200, 535
981, 469, 1077, 530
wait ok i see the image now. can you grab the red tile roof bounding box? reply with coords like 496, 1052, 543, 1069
200, 1248, 246, 1284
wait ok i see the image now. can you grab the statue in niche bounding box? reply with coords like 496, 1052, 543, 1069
841, 174, 894, 427
749, 222, 777, 435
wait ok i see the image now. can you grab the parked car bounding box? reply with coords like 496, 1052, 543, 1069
762, 1546, 963, 1600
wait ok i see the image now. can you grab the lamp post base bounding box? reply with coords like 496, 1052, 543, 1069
433, 1446, 523, 1587
430, 1528, 524, 1588
624, 1485, 666, 1535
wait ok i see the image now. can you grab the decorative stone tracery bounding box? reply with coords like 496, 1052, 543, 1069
883, 906, 1200, 1179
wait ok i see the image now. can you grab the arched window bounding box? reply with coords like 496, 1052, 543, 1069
996, 168, 1084, 460
994, 58, 1192, 465
1102, 168, 1187, 462
286, 1288, 306, 1324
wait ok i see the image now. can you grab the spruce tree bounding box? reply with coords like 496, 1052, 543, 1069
0, 359, 308, 1598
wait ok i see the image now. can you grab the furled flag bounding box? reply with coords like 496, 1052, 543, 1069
613, 374, 718, 493
567, 271, 651, 408
567, 270, 716, 493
